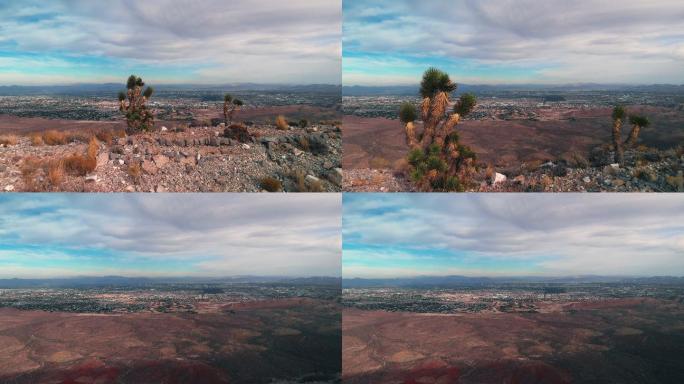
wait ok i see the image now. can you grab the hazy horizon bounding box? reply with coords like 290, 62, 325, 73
343, 194, 684, 278
343, 0, 684, 86
0, 194, 342, 278
0, 0, 341, 85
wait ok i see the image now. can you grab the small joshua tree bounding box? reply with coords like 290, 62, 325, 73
401, 68, 477, 191
611, 105, 626, 164
625, 115, 650, 147
223, 94, 244, 125
118, 75, 154, 134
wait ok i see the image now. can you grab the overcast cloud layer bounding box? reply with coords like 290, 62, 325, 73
343, 0, 684, 85
0, 0, 341, 85
0, 194, 341, 278
343, 194, 684, 278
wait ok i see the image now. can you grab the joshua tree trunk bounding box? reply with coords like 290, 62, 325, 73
625, 124, 640, 147
223, 103, 229, 125
612, 119, 624, 164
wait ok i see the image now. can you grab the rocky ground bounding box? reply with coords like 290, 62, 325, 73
0, 123, 342, 192
344, 146, 684, 192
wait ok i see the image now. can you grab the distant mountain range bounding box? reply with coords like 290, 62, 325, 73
342, 275, 684, 288
0, 83, 341, 96
342, 83, 684, 96
0, 275, 341, 288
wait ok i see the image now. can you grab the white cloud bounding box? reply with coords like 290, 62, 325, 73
0, 194, 341, 278
343, 194, 684, 277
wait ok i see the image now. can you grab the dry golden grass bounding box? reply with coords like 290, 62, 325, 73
260, 177, 282, 192
484, 164, 495, 183
20, 156, 44, 191
127, 162, 142, 184
64, 154, 96, 176
87, 137, 99, 159
42, 130, 68, 145
275, 115, 289, 130
47, 160, 65, 187
0, 134, 18, 146
29, 132, 44, 146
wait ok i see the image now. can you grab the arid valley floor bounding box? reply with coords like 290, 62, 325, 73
0, 281, 342, 384
342, 283, 684, 383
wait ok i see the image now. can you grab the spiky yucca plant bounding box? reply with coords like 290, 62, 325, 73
118, 75, 154, 134
625, 115, 650, 147
611, 105, 626, 164
223, 94, 244, 125
401, 68, 477, 191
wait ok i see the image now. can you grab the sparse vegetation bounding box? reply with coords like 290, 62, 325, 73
28, 132, 44, 146
299, 119, 309, 128
0, 134, 18, 146
42, 130, 68, 145
223, 123, 252, 143
625, 115, 650, 147
260, 177, 282, 192
118, 75, 155, 134
64, 138, 98, 176
276, 115, 289, 130
401, 68, 477, 191
127, 162, 142, 184
611, 106, 625, 164
223, 94, 244, 125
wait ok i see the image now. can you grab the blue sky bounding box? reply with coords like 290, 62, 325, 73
343, 0, 684, 85
0, 0, 341, 85
0, 194, 341, 278
343, 194, 684, 278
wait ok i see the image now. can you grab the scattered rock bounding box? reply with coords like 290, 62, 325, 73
4, 185, 14, 192
493, 172, 507, 184
328, 168, 343, 186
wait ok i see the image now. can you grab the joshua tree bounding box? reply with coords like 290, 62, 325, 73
223, 94, 244, 124
611, 105, 626, 164
625, 115, 650, 147
401, 68, 478, 191
118, 75, 154, 134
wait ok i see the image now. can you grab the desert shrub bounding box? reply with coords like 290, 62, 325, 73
64, 154, 96, 176
369, 156, 390, 169
223, 123, 252, 143
290, 170, 323, 192
299, 119, 309, 128
298, 136, 310, 151
95, 129, 113, 144
29, 133, 44, 146
43, 130, 67, 145
484, 164, 495, 184
568, 151, 589, 168
127, 162, 142, 184
260, 177, 282, 192
275, 115, 289, 130
87, 138, 99, 158
47, 160, 65, 187
0, 134, 18, 146
633, 167, 656, 182
20, 156, 43, 191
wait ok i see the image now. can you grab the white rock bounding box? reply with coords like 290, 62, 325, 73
583, 176, 591, 183
85, 175, 98, 183
125, 185, 135, 192
609, 163, 620, 170
118, 159, 125, 165
4, 185, 14, 192
493, 172, 507, 184
161, 126, 168, 131
241, 143, 250, 150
